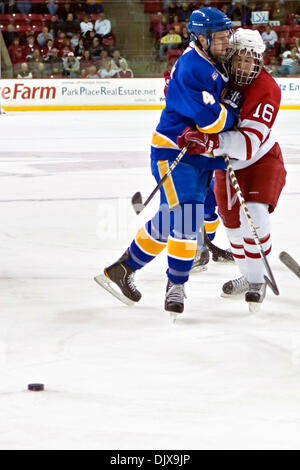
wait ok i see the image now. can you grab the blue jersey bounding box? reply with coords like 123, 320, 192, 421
151, 47, 235, 170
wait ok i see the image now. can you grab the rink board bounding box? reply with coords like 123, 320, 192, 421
0, 77, 299, 111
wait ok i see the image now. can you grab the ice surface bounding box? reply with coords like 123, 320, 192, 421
0, 110, 299, 450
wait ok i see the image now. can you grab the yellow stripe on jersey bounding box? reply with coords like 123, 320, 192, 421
157, 160, 179, 208
196, 104, 227, 134
168, 236, 197, 260
135, 226, 167, 256
152, 132, 178, 149
204, 218, 220, 234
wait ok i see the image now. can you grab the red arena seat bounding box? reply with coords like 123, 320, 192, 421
167, 49, 182, 66
144, 1, 163, 14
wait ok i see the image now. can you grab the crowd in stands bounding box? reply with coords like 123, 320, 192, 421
148, 0, 300, 75
1, 1, 134, 78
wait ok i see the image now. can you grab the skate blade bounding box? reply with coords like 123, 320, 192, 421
221, 292, 246, 299
213, 257, 234, 264
94, 274, 134, 306
169, 311, 180, 323
190, 265, 208, 273
248, 302, 262, 313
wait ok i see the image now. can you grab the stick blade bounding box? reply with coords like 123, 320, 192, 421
131, 191, 144, 215
279, 251, 300, 279
264, 275, 279, 296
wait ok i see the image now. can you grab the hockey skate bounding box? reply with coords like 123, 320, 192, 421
165, 279, 187, 321
190, 247, 209, 273
221, 275, 249, 297
212, 247, 234, 263
245, 282, 266, 313
94, 249, 141, 306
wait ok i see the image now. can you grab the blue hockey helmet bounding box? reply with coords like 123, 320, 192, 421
188, 7, 232, 46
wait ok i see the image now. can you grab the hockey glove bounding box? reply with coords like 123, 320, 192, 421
177, 126, 219, 155
221, 89, 244, 120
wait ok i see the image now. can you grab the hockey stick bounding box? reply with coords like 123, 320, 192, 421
223, 154, 279, 296
131, 144, 190, 215
279, 251, 300, 279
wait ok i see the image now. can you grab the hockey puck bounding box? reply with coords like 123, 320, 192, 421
28, 383, 44, 392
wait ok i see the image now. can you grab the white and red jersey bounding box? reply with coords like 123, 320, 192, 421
213, 68, 281, 170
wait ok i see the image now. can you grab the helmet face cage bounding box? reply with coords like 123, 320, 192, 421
230, 48, 263, 86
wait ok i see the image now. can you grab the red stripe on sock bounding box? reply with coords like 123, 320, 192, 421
244, 245, 272, 259
230, 241, 244, 249
244, 234, 270, 245
232, 253, 245, 259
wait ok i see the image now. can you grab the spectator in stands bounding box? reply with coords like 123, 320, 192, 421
170, 15, 182, 34
60, 13, 81, 36
34, 62, 48, 78
85, 65, 100, 78
41, 38, 54, 59
37, 27, 53, 48
111, 49, 123, 69
98, 59, 117, 78
8, 37, 24, 64
265, 56, 278, 76
0, 2, 4, 14
261, 2, 273, 17
3, 24, 18, 48
24, 34, 39, 59
44, 46, 63, 76
178, 3, 190, 23
167, 2, 179, 24
155, 15, 170, 42
275, 36, 291, 59
46, 14, 60, 37
80, 50, 93, 75
86, 0, 103, 15
277, 47, 299, 75
57, 2, 74, 21
80, 15, 94, 37
17, 62, 32, 78
226, 1, 250, 25
75, 37, 85, 57
89, 37, 103, 60
72, 1, 86, 17
59, 38, 74, 58
16, 1, 31, 14
46, 0, 58, 16
180, 26, 190, 50
295, 3, 300, 25
83, 30, 97, 49
117, 59, 133, 78
159, 27, 182, 61
97, 49, 110, 69
272, 1, 288, 26
63, 51, 80, 77
261, 24, 278, 50
103, 35, 115, 56
19, 28, 35, 46
28, 48, 42, 73
94, 12, 112, 41
54, 32, 67, 50
71, 33, 80, 49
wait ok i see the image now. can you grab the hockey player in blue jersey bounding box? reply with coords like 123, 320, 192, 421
95, 8, 239, 317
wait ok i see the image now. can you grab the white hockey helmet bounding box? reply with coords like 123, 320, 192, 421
227, 28, 266, 85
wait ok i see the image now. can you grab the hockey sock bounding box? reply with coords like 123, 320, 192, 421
126, 206, 169, 271
240, 202, 271, 284
204, 212, 220, 242
167, 202, 203, 284
225, 226, 248, 277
